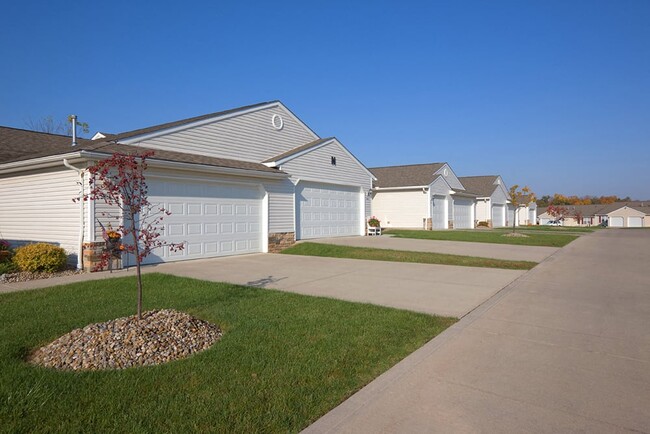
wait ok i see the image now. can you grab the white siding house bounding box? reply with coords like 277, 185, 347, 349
458, 175, 509, 228
370, 163, 478, 230
0, 101, 374, 269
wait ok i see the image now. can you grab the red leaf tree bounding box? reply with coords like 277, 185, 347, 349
79, 151, 184, 319
547, 204, 568, 222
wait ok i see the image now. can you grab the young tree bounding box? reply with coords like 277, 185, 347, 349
78, 151, 184, 319
508, 185, 536, 233
547, 204, 568, 222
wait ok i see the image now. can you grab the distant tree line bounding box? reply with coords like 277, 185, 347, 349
537, 194, 632, 207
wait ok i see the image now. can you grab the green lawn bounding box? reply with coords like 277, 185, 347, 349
282, 242, 537, 270
385, 229, 577, 247
0, 273, 454, 433
494, 225, 598, 233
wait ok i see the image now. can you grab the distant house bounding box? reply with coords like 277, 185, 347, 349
458, 175, 509, 227
507, 196, 537, 227
370, 163, 478, 229
538, 202, 650, 227
0, 101, 374, 269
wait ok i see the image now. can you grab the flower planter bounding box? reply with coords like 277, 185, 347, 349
0, 251, 11, 263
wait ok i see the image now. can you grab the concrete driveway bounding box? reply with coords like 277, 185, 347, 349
151, 254, 525, 318
311, 235, 558, 262
304, 229, 650, 433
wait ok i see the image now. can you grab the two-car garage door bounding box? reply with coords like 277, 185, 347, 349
296, 182, 361, 239
143, 178, 263, 264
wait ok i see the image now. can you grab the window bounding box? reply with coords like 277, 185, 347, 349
331, 156, 337, 166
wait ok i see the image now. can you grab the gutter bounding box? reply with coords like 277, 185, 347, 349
63, 159, 84, 271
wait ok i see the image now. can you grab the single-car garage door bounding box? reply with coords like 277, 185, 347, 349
454, 198, 474, 229
628, 216, 643, 227
431, 195, 446, 229
609, 216, 624, 227
296, 182, 360, 239
492, 204, 506, 227
143, 178, 263, 264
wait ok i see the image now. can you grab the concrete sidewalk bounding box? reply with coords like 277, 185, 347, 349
311, 235, 558, 262
304, 230, 650, 433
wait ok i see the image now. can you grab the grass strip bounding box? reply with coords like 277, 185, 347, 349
282, 242, 537, 270
0, 273, 454, 433
385, 229, 577, 247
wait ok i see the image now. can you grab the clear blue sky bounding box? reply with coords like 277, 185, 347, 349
1, 1, 648, 198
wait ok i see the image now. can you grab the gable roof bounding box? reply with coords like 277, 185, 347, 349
108, 101, 278, 141
538, 202, 650, 217
262, 137, 332, 164
0, 126, 282, 175
370, 163, 447, 188
458, 175, 501, 197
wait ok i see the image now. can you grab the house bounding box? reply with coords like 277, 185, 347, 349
457, 175, 509, 227
537, 202, 649, 227
0, 101, 375, 269
370, 163, 477, 229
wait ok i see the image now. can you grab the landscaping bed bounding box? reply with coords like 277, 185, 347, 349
0, 273, 455, 432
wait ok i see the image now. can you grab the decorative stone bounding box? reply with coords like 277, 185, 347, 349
27, 309, 222, 371
268, 232, 295, 253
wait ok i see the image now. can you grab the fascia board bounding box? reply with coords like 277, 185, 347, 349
80, 151, 288, 180
374, 185, 429, 191
0, 152, 84, 174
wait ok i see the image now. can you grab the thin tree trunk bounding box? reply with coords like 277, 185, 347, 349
130, 215, 143, 320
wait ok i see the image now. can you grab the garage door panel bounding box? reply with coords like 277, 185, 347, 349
628, 216, 643, 227
297, 182, 360, 240
432, 196, 446, 229
610, 216, 624, 227
492, 204, 505, 227
143, 178, 263, 264
454, 198, 473, 229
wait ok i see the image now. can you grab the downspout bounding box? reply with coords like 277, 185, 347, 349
63, 159, 84, 270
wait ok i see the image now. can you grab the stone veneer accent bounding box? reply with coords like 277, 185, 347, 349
268, 232, 295, 253
83, 242, 122, 272
448, 220, 454, 229
424, 217, 432, 230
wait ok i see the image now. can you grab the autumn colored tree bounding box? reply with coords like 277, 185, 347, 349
79, 151, 184, 319
508, 185, 536, 233
547, 204, 568, 221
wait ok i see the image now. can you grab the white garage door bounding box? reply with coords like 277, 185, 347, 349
297, 182, 360, 239
143, 178, 263, 264
431, 196, 446, 229
539, 217, 551, 225
609, 216, 624, 227
492, 204, 506, 227
628, 216, 643, 227
454, 198, 474, 229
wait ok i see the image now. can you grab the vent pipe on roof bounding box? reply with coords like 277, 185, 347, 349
71, 114, 78, 147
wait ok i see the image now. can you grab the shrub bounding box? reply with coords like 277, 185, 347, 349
0, 239, 10, 251
0, 261, 18, 274
13, 243, 68, 273
477, 221, 490, 228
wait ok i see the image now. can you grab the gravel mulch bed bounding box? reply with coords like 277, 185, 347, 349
28, 309, 222, 371
501, 232, 530, 238
0, 268, 82, 284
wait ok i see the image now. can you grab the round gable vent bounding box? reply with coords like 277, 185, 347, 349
271, 114, 284, 130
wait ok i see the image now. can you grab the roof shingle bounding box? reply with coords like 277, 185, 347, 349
370, 163, 446, 188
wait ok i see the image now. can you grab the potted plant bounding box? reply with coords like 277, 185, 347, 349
368, 216, 381, 228
0, 240, 11, 263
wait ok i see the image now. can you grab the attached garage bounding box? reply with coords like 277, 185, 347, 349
296, 182, 361, 239
609, 216, 624, 227
431, 195, 447, 229
142, 177, 264, 264
628, 216, 643, 227
453, 198, 474, 229
492, 204, 506, 227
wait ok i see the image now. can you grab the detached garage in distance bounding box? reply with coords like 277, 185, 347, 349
0, 101, 374, 270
